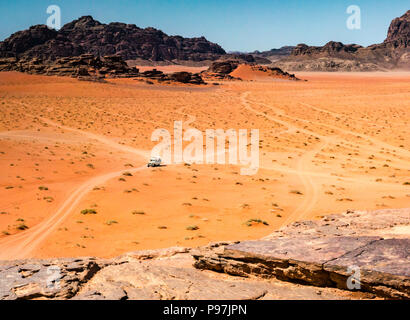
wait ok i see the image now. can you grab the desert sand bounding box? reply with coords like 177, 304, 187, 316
0, 70, 409, 259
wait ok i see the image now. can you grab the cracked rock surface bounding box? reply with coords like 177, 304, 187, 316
193, 209, 410, 299
0, 208, 408, 300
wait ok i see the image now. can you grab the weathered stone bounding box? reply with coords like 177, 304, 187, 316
274, 11, 409, 71
0, 209, 407, 300
0, 16, 226, 62
0, 258, 105, 300
194, 237, 380, 286
324, 239, 410, 299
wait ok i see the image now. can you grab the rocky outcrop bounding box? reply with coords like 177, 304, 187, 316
0, 257, 106, 300
0, 54, 206, 84
273, 57, 383, 72
0, 245, 370, 300
274, 10, 410, 71
205, 60, 240, 77
385, 10, 410, 47
193, 208, 410, 299
0, 16, 226, 63
202, 60, 301, 81
0, 208, 408, 300
0, 54, 139, 80
138, 69, 206, 84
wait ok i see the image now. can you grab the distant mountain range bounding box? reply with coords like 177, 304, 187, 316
273, 10, 410, 71
0, 10, 408, 71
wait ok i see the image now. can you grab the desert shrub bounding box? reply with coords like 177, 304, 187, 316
245, 219, 269, 226
16, 223, 29, 230
81, 209, 97, 215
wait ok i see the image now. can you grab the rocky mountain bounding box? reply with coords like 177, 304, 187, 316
0, 16, 226, 63
274, 10, 410, 71
385, 9, 410, 46
251, 46, 296, 62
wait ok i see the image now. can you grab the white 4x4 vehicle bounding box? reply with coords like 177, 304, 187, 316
147, 156, 162, 167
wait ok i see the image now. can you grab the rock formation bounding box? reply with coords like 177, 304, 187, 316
1, 208, 408, 300
202, 60, 301, 81
0, 54, 206, 84
0, 16, 226, 63
274, 10, 410, 71
138, 69, 206, 85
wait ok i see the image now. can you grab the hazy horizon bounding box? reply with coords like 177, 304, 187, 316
0, 0, 408, 52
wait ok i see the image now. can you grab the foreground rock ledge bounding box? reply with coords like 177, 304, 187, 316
194, 208, 410, 299
0, 208, 408, 300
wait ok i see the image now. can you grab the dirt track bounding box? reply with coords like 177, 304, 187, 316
0, 71, 409, 259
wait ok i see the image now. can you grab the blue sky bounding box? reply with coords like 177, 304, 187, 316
0, 0, 408, 51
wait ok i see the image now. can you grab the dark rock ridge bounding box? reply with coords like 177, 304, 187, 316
138, 69, 206, 85
385, 10, 410, 46
0, 15, 226, 62
0, 54, 138, 80
274, 10, 410, 71
0, 208, 408, 300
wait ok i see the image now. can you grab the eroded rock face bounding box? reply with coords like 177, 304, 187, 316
385, 10, 410, 47
0, 54, 206, 84
0, 16, 226, 62
0, 54, 138, 80
0, 247, 370, 300
0, 208, 408, 300
193, 208, 410, 299
203, 60, 300, 81
0, 258, 106, 300
205, 60, 240, 78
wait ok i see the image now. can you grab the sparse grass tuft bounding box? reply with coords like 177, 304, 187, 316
81, 209, 97, 215
16, 223, 29, 230
245, 219, 269, 227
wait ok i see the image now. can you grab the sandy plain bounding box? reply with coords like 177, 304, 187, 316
0, 70, 409, 259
